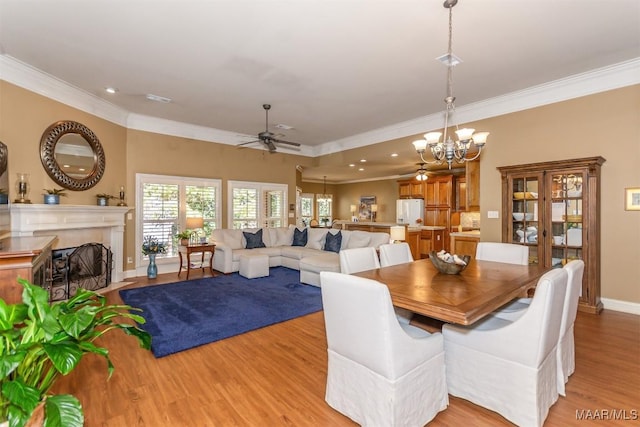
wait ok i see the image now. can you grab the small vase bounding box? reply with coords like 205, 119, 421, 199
97, 197, 109, 206
43, 194, 60, 205
147, 254, 158, 279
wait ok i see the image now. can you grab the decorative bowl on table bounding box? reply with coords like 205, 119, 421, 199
429, 251, 471, 275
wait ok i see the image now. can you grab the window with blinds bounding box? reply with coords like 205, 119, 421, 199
137, 174, 221, 262
300, 193, 314, 226
317, 194, 333, 226
228, 181, 288, 229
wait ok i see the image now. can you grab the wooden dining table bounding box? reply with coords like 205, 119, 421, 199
354, 258, 550, 325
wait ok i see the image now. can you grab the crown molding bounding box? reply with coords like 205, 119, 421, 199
2, 54, 638, 158
314, 58, 640, 156
0, 55, 130, 125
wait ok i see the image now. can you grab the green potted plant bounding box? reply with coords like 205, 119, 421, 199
42, 188, 67, 205
175, 230, 193, 246
0, 279, 151, 427
95, 194, 113, 207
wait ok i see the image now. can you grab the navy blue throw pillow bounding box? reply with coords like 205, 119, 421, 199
292, 228, 308, 246
243, 229, 266, 249
324, 231, 342, 253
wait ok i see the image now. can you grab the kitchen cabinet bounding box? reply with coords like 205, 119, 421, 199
497, 157, 605, 314
466, 160, 480, 211
425, 175, 452, 207
419, 228, 445, 258
455, 176, 467, 211
450, 232, 480, 259
406, 230, 421, 260
398, 179, 425, 199
0, 236, 55, 304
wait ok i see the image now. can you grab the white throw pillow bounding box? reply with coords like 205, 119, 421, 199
346, 231, 372, 249
273, 227, 294, 246
222, 229, 243, 249
306, 228, 328, 250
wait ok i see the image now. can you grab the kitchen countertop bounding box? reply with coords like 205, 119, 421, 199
450, 230, 481, 237
408, 226, 447, 231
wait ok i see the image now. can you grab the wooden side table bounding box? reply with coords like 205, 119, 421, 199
178, 243, 215, 280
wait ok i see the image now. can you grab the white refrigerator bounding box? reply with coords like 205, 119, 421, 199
396, 199, 424, 226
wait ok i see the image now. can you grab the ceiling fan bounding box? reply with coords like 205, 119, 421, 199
237, 104, 301, 152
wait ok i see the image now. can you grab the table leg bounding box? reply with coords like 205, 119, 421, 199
178, 251, 184, 277
186, 252, 191, 280
201, 251, 205, 274
208, 250, 214, 276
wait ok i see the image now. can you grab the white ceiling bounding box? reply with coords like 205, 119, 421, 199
1, 0, 639, 182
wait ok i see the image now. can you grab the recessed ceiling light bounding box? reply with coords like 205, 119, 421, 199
63, 164, 70, 168
146, 93, 172, 103
105, 87, 118, 94
360, 159, 367, 163
78, 168, 85, 172
358, 168, 364, 171
391, 153, 398, 157
274, 124, 294, 130
349, 164, 355, 167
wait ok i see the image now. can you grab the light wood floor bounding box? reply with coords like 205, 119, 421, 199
53, 270, 640, 426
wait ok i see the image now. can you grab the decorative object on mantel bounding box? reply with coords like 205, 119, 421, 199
0, 278, 150, 427
370, 204, 378, 222
429, 250, 470, 275
96, 193, 114, 206
142, 236, 167, 279
117, 185, 127, 206
412, 0, 489, 170
42, 188, 67, 205
625, 187, 640, 211
14, 172, 31, 204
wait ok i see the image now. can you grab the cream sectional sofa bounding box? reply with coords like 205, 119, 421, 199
211, 226, 390, 286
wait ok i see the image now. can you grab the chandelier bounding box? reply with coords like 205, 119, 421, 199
413, 0, 489, 170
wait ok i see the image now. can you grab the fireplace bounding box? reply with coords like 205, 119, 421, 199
50, 243, 113, 301
10, 204, 130, 283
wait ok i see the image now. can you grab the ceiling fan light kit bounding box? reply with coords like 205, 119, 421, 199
413, 0, 489, 170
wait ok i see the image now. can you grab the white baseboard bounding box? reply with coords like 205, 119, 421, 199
601, 298, 640, 315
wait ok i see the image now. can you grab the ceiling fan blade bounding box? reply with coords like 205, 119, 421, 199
265, 140, 277, 152
236, 140, 259, 147
273, 138, 301, 147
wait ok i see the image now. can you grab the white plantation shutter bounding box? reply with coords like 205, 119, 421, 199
300, 193, 314, 226
264, 189, 284, 227
142, 183, 178, 258
228, 181, 287, 229
232, 187, 259, 229
137, 174, 221, 263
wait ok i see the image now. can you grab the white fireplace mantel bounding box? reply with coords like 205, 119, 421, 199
10, 204, 132, 282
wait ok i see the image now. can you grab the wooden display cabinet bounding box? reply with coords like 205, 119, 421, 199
497, 157, 605, 313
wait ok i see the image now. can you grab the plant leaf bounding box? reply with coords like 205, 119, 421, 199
43, 394, 84, 427
42, 342, 83, 376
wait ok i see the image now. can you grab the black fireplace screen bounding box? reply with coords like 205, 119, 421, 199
49, 243, 112, 301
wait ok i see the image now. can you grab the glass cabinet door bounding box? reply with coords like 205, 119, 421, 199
510, 175, 540, 264
549, 172, 584, 268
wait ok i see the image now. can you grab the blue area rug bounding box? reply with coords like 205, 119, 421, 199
119, 267, 322, 358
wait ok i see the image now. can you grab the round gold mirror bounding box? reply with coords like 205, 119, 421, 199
40, 121, 105, 191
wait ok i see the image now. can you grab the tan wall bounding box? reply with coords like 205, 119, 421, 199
0, 81, 127, 204
477, 86, 640, 303
1, 80, 638, 304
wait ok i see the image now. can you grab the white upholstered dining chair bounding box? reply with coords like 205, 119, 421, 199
319, 271, 448, 426
475, 241, 529, 265
442, 268, 568, 427
340, 247, 412, 324
379, 242, 413, 267
492, 260, 585, 396
339, 247, 380, 274
378, 243, 415, 324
